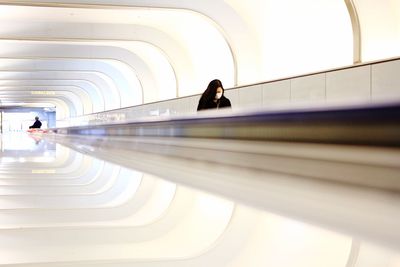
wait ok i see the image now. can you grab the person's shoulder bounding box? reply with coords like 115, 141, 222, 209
222, 96, 231, 105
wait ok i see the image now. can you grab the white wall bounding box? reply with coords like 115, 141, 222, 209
66, 58, 400, 126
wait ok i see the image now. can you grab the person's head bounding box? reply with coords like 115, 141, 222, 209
204, 79, 224, 100
35, 116, 39, 121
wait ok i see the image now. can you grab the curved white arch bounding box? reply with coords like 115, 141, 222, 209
345, 0, 362, 63
0, 79, 104, 112
0, 1, 358, 83
0, 5, 235, 96
0, 41, 177, 101
0, 70, 119, 110
352, 0, 400, 61
0, 85, 92, 114
0, 57, 143, 107
0, 88, 83, 115
0, 58, 142, 109
0, 95, 73, 118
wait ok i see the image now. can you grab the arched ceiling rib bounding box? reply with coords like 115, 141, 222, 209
0, 1, 354, 114
345, 0, 362, 63
0, 4, 235, 101
0, 40, 177, 102
0, 39, 183, 100
0, 0, 257, 84
0, 71, 117, 110
0, 0, 359, 82
0, 96, 72, 118
0, 86, 91, 114
0, 0, 398, 117
0, 79, 104, 112
0, 57, 141, 107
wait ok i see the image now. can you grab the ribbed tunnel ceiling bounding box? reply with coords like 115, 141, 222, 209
0, 1, 400, 266
0, 0, 399, 119
0, 3, 237, 119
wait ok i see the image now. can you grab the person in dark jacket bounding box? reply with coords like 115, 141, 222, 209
197, 79, 231, 111
29, 116, 42, 129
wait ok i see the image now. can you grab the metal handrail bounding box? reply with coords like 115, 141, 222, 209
54, 101, 400, 147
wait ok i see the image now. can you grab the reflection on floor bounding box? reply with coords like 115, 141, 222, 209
0, 133, 399, 267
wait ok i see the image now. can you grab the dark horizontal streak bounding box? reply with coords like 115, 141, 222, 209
55, 103, 400, 147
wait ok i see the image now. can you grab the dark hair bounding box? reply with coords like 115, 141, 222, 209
201, 79, 224, 102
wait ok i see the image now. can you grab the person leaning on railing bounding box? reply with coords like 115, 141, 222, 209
197, 79, 231, 111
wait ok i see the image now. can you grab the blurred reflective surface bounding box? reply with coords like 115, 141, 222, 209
0, 132, 399, 267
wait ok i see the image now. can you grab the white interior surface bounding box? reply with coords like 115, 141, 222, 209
0, 1, 399, 266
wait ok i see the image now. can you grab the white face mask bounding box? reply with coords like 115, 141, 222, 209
215, 92, 223, 99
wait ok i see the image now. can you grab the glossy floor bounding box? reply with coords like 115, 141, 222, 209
0, 132, 399, 267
